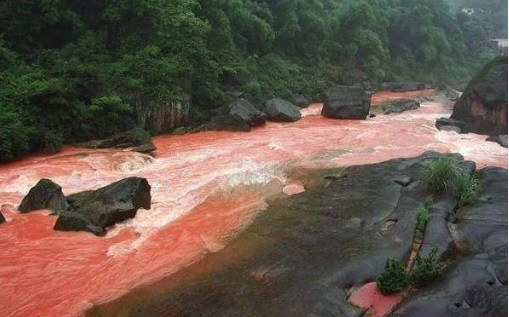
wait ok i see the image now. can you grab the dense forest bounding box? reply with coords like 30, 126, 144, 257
0, 0, 503, 161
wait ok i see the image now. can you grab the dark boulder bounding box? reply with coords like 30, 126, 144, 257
450, 56, 508, 136
290, 94, 310, 108
0, 212, 5, 224
18, 179, 69, 214
81, 128, 156, 154
381, 82, 431, 92
210, 99, 267, 132
54, 211, 104, 236
379, 99, 420, 115
436, 117, 463, 133
265, 98, 302, 122
487, 134, 508, 148
241, 93, 275, 112
321, 85, 371, 119
54, 177, 151, 235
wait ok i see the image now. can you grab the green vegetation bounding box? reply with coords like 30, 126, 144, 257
416, 205, 429, 234
0, 0, 500, 162
409, 248, 442, 287
377, 259, 409, 295
421, 156, 481, 205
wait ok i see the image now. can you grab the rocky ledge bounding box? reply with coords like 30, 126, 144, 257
86, 152, 507, 316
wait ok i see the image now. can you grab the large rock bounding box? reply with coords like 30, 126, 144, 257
18, 179, 69, 214
81, 128, 156, 154
321, 85, 371, 119
54, 177, 151, 235
381, 82, 431, 92
210, 99, 267, 131
379, 99, 420, 115
487, 134, 508, 148
0, 212, 5, 224
436, 117, 464, 133
290, 94, 310, 108
265, 98, 302, 122
449, 56, 508, 136
87, 152, 474, 316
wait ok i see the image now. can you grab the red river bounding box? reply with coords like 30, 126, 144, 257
0, 91, 506, 317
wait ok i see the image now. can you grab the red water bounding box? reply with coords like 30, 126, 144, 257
0, 91, 506, 317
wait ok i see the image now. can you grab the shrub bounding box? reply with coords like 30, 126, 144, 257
376, 259, 409, 295
421, 157, 461, 194
409, 248, 442, 287
416, 205, 428, 233
450, 172, 482, 206
41, 130, 64, 153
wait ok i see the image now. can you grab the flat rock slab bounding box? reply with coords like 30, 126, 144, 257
87, 152, 475, 317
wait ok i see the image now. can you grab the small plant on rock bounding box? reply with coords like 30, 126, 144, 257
415, 205, 428, 234
409, 248, 442, 287
376, 259, 409, 295
450, 172, 482, 206
421, 157, 461, 194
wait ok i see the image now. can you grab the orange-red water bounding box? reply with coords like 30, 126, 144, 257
0, 91, 506, 317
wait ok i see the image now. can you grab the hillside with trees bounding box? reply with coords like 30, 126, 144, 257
0, 0, 501, 161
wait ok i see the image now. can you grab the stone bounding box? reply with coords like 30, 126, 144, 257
0, 212, 5, 224
487, 135, 508, 148
210, 99, 267, 131
436, 117, 464, 133
81, 128, 156, 154
265, 98, 302, 122
379, 99, 420, 115
290, 94, 310, 108
54, 177, 151, 234
18, 179, 69, 214
450, 56, 508, 136
321, 85, 371, 119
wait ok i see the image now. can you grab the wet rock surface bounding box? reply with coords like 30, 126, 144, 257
55, 177, 151, 235
210, 99, 267, 131
86, 152, 501, 317
322, 85, 371, 119
378, 99, 420, 115
487, 134, 508, 148
0, 212, 5, 224
290, 94, 311, 108
18, 179, 69, 214
81, 128, 156, 154
449, 56, 508, 136
265, 98, 302, 122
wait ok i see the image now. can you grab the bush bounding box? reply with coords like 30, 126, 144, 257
450, 172, 482, 206
41, 130, 64, 153
421, 157, 461, 194
377, 259, 409, 295
416, 205, 428, 233
409, 248, 442, 287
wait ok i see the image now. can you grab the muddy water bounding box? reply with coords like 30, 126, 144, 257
0, 91, 506, 317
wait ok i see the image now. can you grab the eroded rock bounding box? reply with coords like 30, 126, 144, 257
322, 85, 371, 119
18, 179, 69, 214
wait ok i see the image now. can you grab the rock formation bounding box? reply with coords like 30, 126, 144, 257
210, 98, 267, 132
18, 179, 69, 214
321, 85, 371, 119
265, 98, 302, 122
81, 128, 156, 153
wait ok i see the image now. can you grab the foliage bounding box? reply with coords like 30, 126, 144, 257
421, 157, 462, 194
450, 172, 482, 206
377, 259, 409, 295
0, 0, 497, 162
409, 248, 442, 287
416, 205, 429, 233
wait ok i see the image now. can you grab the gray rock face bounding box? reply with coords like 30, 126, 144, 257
18, 179, 69, 214
265, 98, 302, 122
450, 56, 508, 136
54, 177, 151, 235
487, 134, 508, 148
81, 128, 156, 154
321, 85, 371, 119
379, 99, 420, 115
291, 94, 310, 108
87, 152, 478, 317
436, 117, 463, 133
211, 99, 267, 131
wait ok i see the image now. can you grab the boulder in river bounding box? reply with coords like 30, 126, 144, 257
265, 98, 302, 122
487, 134, 508, 148
210, 99, 267, 132
54, 177, 151, 235
448, 56, 508, 136
381, 82, 431, 92
321, 85, 371, 119
18, 179, 69, 214
0, 212, 5, 224
435, 117, 463, 133
379, 99, 420, 115
290, 94, 311, 108
81, 128, 156, 154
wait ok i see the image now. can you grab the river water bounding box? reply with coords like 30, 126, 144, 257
0, 90, 506, 317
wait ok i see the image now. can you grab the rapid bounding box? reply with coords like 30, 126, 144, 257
0, 90, 506, 317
